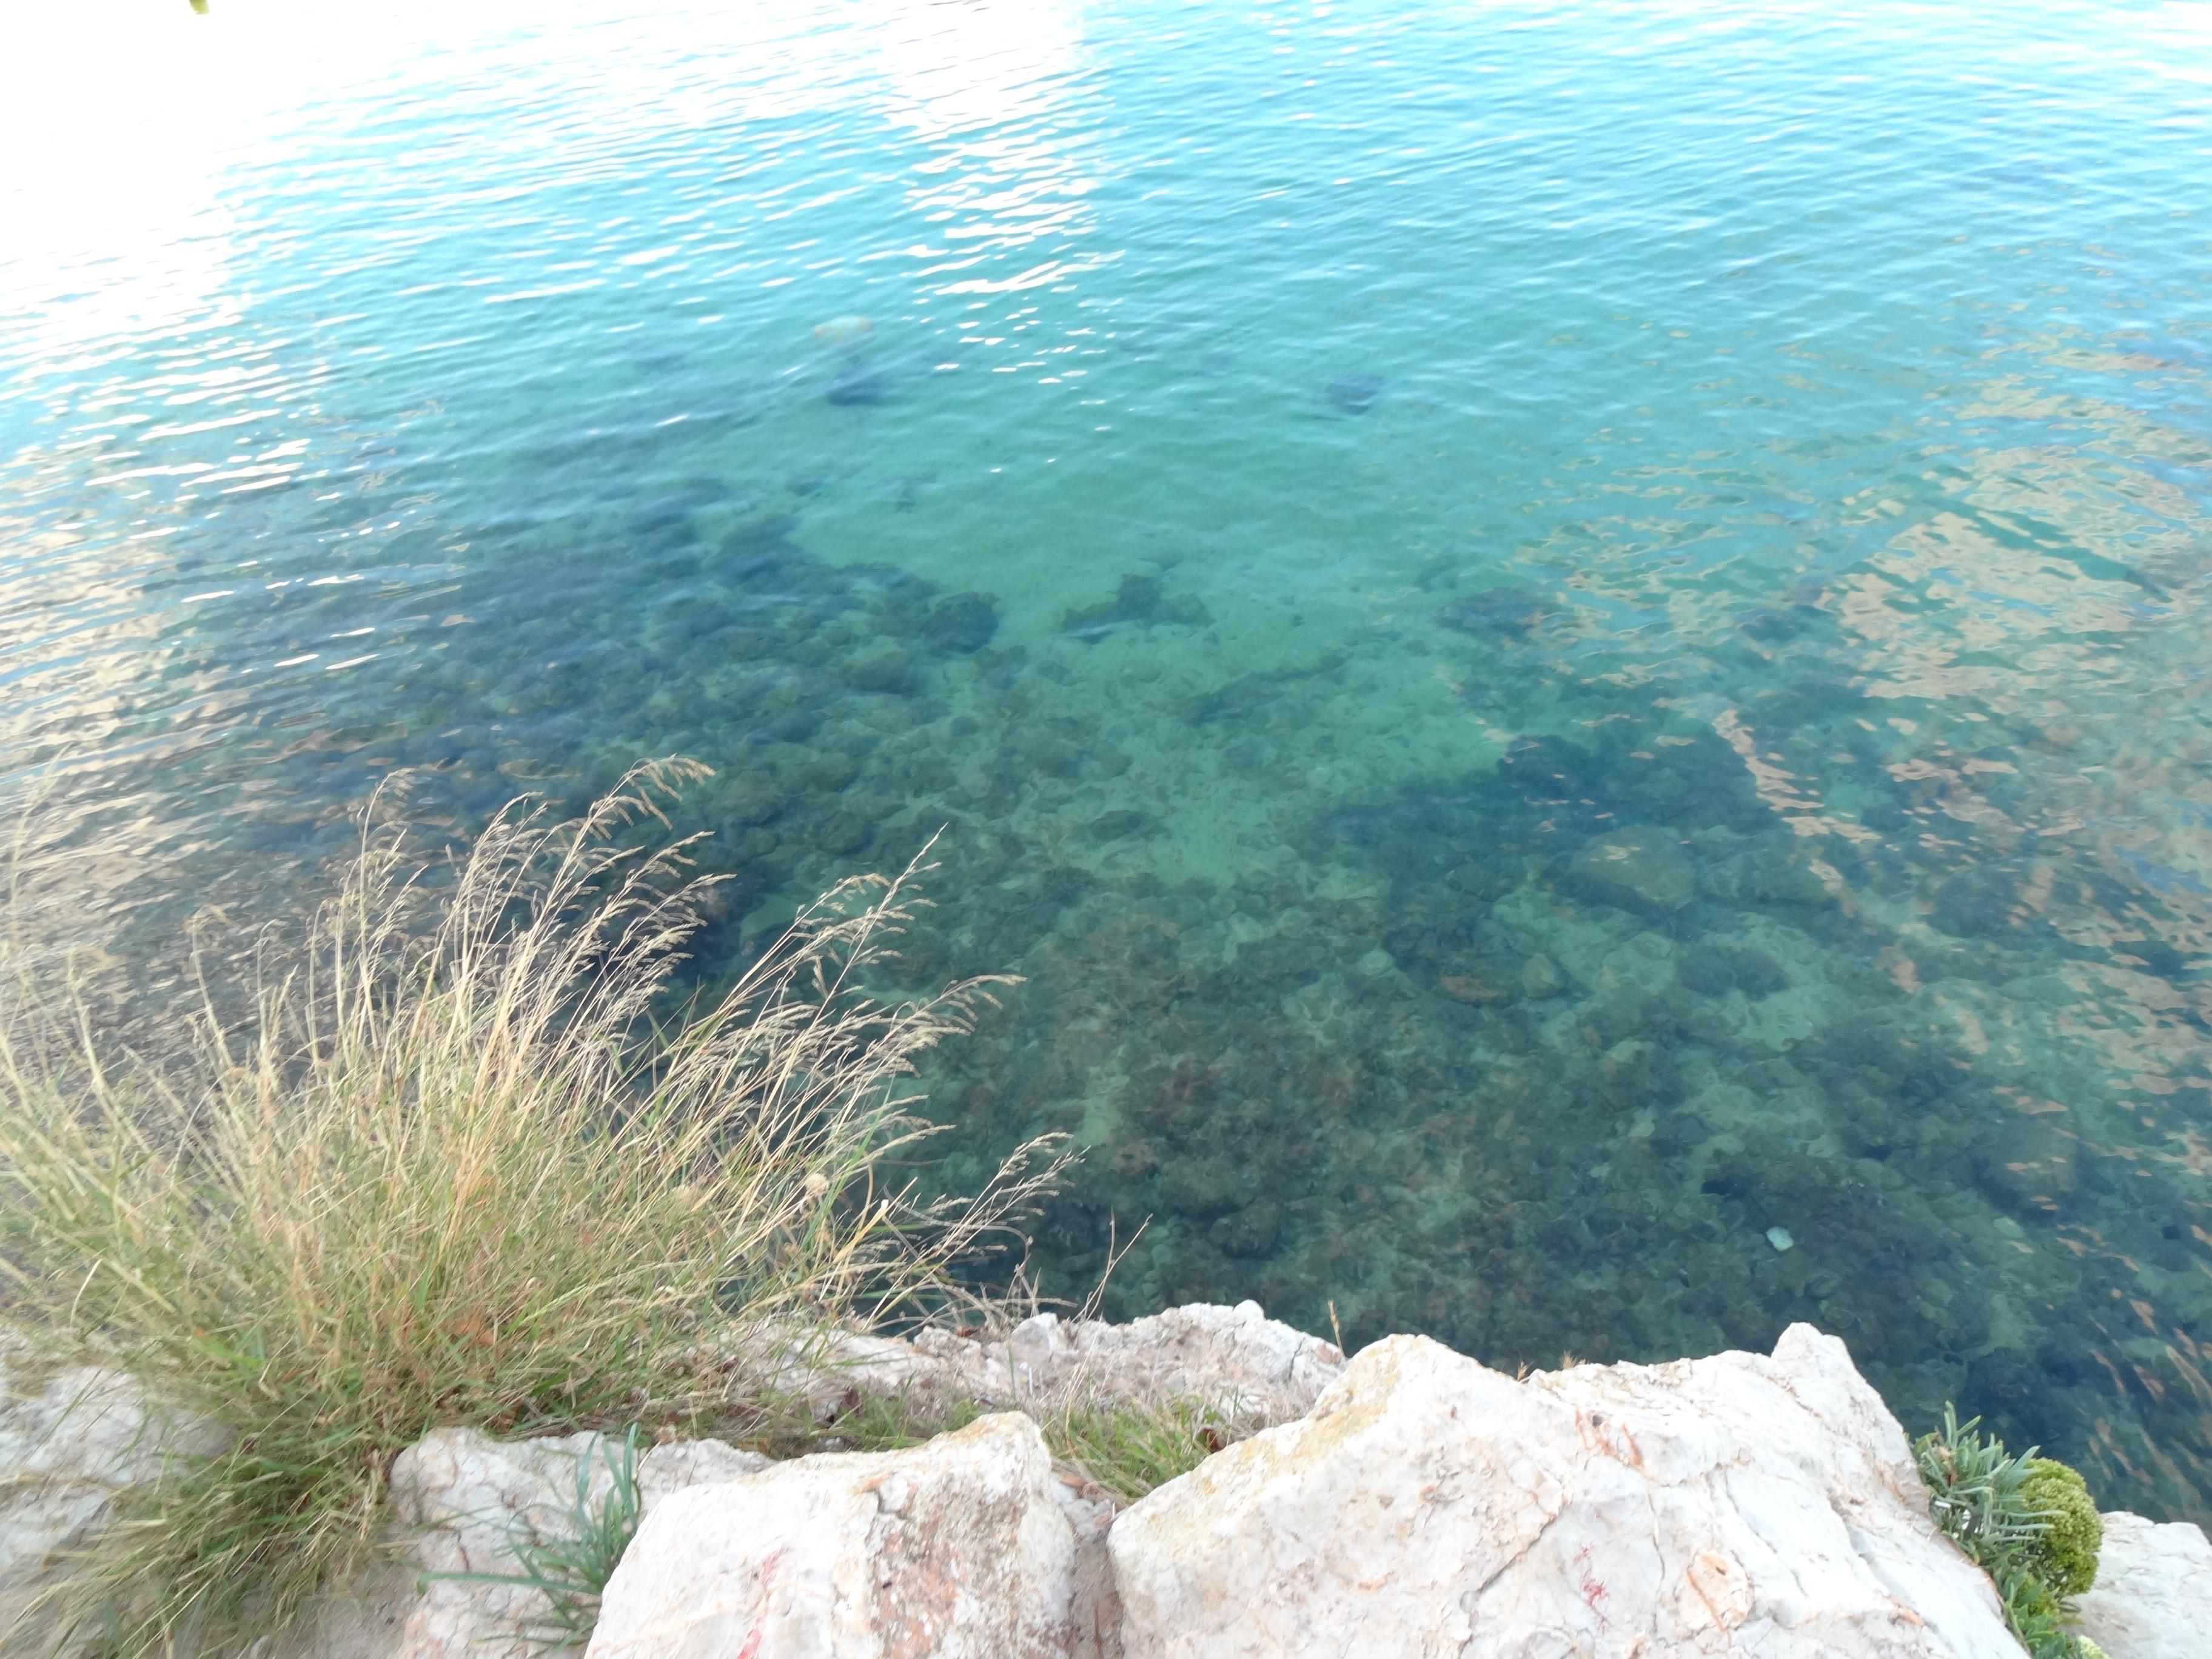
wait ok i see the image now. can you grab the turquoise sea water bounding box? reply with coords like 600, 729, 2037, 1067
6, 1, 2212, 1521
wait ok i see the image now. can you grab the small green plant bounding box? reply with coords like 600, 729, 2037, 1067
1041, 1392, 1243, 1507
785, 1384, 985, 1457
430, 1426, 644, 1651
1915, 1404, 2101, 1658
2019, 1458, 2102, 1599
796, 1375, 1239, 1507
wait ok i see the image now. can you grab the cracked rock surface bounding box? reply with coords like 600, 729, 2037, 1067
585, 1412, 1077, 1659
2074, 1509, 2212, 1659
0, 1339, 219, 1648
298, 1427, 772, 1659
807, 1300, 1346, 1427
1108, 1322, 2022, 1658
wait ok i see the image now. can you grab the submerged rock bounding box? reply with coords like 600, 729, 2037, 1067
1931, 862, 2037, 937
1969, 1114, 2078, 1221
1520, 952, 1564, 998
1110, 1323, 2020, 1658
1061, 574, 1211, 643
826, 361, 890, 406
1439, 972, 1505, 1004
923, 591, 1000, 654
1326, 373, 1384, 414
1434, 586, 1547, 640
719, 769, 786, 828
1567, 826, 1698, 913
844, 642, 918, 695
1681, 942, 1790, 999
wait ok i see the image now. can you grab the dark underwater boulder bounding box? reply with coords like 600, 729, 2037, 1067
1567, 827, 1697, 913
924, 592, 999, 654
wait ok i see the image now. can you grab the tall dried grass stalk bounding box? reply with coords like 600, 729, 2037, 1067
0, 759, 1060, 1654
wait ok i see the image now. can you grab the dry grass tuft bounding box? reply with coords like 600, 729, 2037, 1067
0, 759, 1060, 1655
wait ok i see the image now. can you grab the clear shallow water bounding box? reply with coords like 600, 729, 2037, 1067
7, 0, 2212, 1520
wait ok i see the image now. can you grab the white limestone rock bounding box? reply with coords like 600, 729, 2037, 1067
0, 1340, 217, 1640
996, 1301, 1344, 1421
638, 1436, 774, 1509
800, 1328, 994, 1424
585, 1411, 1076, 1659
2, 1360, 166, 1579
798, 1302, 1342, 1430
2074, 1509, 2212, 1659
365, 1427, 770, 1659
766, 1303, 1327, 1659
383, 1426, 628, 1659
1111, 1323, 2021, 1658
859, 1300, 1342, 1417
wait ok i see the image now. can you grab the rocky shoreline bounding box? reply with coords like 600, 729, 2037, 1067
5, 1304, 2205, 1658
